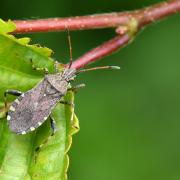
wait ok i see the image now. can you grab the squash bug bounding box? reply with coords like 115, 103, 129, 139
4, 32, 120, 135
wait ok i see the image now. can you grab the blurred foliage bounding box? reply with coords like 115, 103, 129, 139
0, 0, 180, 180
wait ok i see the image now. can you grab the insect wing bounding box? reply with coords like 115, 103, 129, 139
7, 79, 63, 134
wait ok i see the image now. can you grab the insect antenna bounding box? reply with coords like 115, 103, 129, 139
66, 27, 73, 69
76, 65, 120, 74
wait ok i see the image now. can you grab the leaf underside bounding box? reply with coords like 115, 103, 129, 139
0, 19, 79, 180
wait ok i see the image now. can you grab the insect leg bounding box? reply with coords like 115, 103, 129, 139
60, 100, 74, 107
53, 61, 63, 73
30, 59, 49, 74
35, 116, 56, 153
68, 83, 86, 93
54, 61, 59, 73
4, 90, 22, 114
60, 84, 85, 107
50, 115, 56, 135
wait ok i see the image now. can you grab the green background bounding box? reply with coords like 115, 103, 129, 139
1, 0, 180, 179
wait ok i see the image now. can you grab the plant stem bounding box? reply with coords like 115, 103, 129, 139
13, 13, 130, 34
12, 0, 180, 70
71, 34, 130, 69
13, 0, 180, 34
135, 0, 180, 28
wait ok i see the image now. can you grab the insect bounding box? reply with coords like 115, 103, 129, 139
5, 67, 76, 135
4, 33, 120, 135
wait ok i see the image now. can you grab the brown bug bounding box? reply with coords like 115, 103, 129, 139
4, 32, 120, 135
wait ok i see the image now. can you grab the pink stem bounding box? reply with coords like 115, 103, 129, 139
13, 0, 180, 34
12, 0, 180, 70
14, 13, 130, 34
71, 34, 130, 69
135, 0, 180, 27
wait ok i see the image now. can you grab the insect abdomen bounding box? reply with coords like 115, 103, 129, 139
7, 78, 65, 135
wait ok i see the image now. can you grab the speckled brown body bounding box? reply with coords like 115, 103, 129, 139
7, 68, 76, 135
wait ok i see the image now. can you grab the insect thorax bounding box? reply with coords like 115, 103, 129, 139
45, 68, 76, 94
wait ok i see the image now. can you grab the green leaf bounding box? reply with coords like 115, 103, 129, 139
0, 19, 16, 34
0, 19, 79, 180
